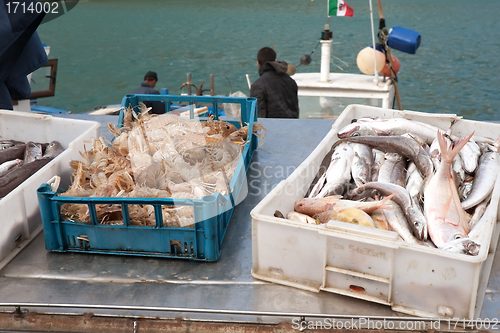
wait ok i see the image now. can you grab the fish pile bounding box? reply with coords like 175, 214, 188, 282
281, 117, 500, 256
60, 105, 263, 228
0, 140, 64, 198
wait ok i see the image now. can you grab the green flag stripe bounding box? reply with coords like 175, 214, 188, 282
328, 0, 339, 16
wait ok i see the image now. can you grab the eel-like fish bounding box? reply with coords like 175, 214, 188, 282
349, 181, 428, 241
0, 157, 54, 198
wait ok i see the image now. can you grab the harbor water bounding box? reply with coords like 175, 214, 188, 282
36, 0, 500, 121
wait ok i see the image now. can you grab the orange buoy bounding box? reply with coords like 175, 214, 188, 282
356, 47, 386, 75
379, 55, 401, 77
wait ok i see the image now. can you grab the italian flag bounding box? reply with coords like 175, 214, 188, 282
328, 0, 354, 17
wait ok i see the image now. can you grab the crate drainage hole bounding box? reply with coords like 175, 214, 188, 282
349, 285, 365, 293
170, 240, 194, 255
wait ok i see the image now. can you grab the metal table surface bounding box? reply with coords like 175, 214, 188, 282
0, 116, 499, 331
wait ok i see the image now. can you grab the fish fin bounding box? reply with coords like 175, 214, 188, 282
494, 135, 500, 151
440, 194, 460, 227
319, 195, 343, 201
438, 130, 474, 162
308, 173, 326, 198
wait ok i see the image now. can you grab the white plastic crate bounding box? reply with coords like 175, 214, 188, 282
0, 111, 100, 270
251, 104, 500, 319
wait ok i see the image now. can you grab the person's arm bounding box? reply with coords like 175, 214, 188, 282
250, 84, 267, 118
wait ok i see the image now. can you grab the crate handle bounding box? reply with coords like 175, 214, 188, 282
320, 220, 400, 244
47, 175, 61, 192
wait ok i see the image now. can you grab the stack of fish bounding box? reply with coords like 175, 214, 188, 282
282, 117, 500, 256
0, 140, 64, 198
60, 104, 263, 228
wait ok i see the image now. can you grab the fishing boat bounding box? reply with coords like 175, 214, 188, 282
291, 16, 397, 118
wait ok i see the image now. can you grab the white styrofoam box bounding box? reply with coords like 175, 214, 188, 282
251, 104, 500, 319
0, 111, 100, 269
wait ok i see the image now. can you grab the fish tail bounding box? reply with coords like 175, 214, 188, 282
438, 130, 474, 163
378, 190, 399, 210
494, 135, 500, 151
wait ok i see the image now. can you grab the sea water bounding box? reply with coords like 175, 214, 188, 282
36, 0, 500, 121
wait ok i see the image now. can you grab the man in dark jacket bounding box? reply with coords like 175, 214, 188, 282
134, 71, 160, 95
250, 47, 299, 118
133, 71, 164, 114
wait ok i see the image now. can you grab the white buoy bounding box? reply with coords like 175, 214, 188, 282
356, 47, 385, 75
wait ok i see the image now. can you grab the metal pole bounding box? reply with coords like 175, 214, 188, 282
320, 39, 332, 82
369, 0, 379, 85
0, 302, 449, 323
210, 74, 215, 96
187, 73, 192, 95
245, 74, 251, 90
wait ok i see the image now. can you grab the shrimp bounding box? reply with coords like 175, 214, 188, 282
62, 109, 264, 227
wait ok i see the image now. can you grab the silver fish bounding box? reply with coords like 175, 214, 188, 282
377, 153, 405, 187
350, 181, 428, 241
468, 194, 491, 231
458, 179, 473, 201
341, 135, 433, 179
429, 137, 441, 170
0, 158, 22, 177
406, 161, 424, 205
461, 146, 500, 210
467, 198, 492, 251
309, 142, 354, 198
439, 238, 480, 256
24, 141, 43, 163
371, 148, 385, 181
424, 131, 472, 248
452, 153, 466, 186
337, 117, 443, 145
43, 141, 64, 158
459, 140, 481, 174
377, 201, 420, 244
350, 143, 373, 187
0, 140, 24, 150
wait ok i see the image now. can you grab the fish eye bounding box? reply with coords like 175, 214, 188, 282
454, 235, 462, 240
352, 132, 360, 137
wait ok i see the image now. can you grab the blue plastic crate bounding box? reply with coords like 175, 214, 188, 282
38, 95, 257, 261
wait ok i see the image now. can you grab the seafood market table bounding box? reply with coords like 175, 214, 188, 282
0, 115, 499, 332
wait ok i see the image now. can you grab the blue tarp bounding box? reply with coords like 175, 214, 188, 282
0, 1, 48, 109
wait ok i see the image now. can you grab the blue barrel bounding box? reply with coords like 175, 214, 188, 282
370, 43, 384, 52
388, 26, 421, 54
